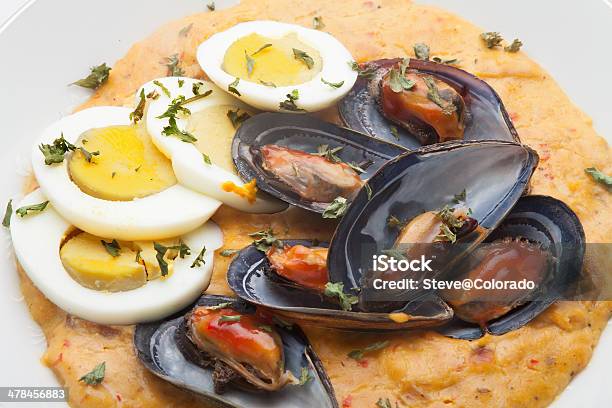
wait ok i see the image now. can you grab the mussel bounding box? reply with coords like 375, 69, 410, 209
232, 112, 405, 213
228, 141, 539, 331
437, 195, 585, 339
340, 58, 519, 149
134, 295, 338, 407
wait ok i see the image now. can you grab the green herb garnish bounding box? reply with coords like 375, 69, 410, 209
157, 95, 197, 143
585, 167, 612, 188
153, 80, 171, 97
387, 215, 405, 229
228, 77, 241, 96
259, 80, 277, 87
153, 242, 170, 276
78, 147, 100, 163
202, 153, 212, 165
322, 197, 348, 219
348, 340, 390, 360
16, 201, 49, 218
504, 39, 523, 53
220, 249, 239, 257
227, 109, 251, 128
249, 228, 282, 252
481, 32, 503, 48
315, 144, 343, 163
435, 205, 466, 243
365, 183, 372, 200
376, 398, 393, 408
101, 239, 121, 257
321, 78, 344, 88
252, 43, 272, 55
39, 134, 76, 165
324, 282, 358, 311
130, 89, 146, 124
293, 48, 314, 69
180, 89, 213, 105
207, 2, 215, 11
388, 67, 415, 93
413, 43, 430, 60
348, 61, 377, 79
313, 16, 325, 30
453, 189, 467, 204
163, 54, 185, 76
79, 362, 106, 386
390, 126, 400, 141
422, 76, 455, 115
208, 302, 233, 310
71, 64, 111, 89
380, 248, 407, 260
432, 57, 459, 65
178, 23, 193, 37
279, 89, 304, 111
191, 246, 206, 268
298, 367, 313, 385
2, 199, 12, 227
192, 81, 204, 95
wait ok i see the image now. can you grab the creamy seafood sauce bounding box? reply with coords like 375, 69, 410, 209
17, 0, 611, 407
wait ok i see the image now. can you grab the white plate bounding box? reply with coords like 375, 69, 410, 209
0, 1, 609, 407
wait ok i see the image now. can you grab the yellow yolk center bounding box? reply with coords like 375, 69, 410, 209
223, 33, 322, 86
186, 104, 248, 174
60, 231, 182, 292
68, 125, 176, 201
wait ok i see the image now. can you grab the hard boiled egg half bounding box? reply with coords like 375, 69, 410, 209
32, 106, 221, 241
197, 20, 357, 112
141, 76, 286, 213
10, 189, 223, 324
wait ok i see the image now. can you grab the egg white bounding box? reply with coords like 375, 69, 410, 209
10, 189, 223, 325
32, 106, 221, 241
141, 77, 286, 213
197, 20, 358, 112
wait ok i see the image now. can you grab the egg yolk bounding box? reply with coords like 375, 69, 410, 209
186, 104, 248, 174
60, 231, 181, 292
67, 125, 176, 201
223, 33, 322, 86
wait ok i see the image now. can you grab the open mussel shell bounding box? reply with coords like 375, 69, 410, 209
232, 112, 406, 213
134, 294, 338, 408
339, 58, 519, 149
438, 195, 585, 340
327, 141, 539, 311
227, 239, 453, 331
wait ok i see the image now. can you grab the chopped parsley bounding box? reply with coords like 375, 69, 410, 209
220, 249, 239, 257
180, 89, 213, 105
78, 147, 100, 163
249, 228, 282, 252
388, 66, 415, 93
219, 315, 241, 323
322, 197, 348, 219
481, 32, 504, 48
153, 241, 191, 276
130, 89, 146, 124
71, 63, 111, 89
190, 246, 206, 268
313, 16, 325, 30
227, 109, 251, 128
321, 78, 344, 88
252, 43, 272, 55
376, 398, 393, 408
207, 302, 233, 310
259, 80, 277, 87
432, 57, 459, 65
315, 144, 343, 163
202, 153, 212, 165
206, 2, 215, 11
153, 80, 171, 97
422, 76, 456, 115
435, 205, 466, 243
324, 281, 358, 311
365, 182, 372, 200
39, 134, 76, 165
293, 48, 314, 69
279, 89, 304, 111
157, 95, 197, 143
387, 215, 405, 229
79, 362, 106, 386
178, 23, 193, 37
2, 199, 12, 227
228, 77, 241, 96
192, 81, 204, 95
298, 367, 313, 385
453, 189, 467, 204
16, 201, 49, 217
585, 167, 612, 188
348, 61, 377, 79
413, 42, 430, 60
390, 126, 400, 141
347, 340, 390, 360
504, 39, 523, 53
163, 54, 185, 76
101, 239, 121, 257
178, 79, 185, 87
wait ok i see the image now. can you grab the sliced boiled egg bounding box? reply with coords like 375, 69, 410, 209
197, 20, 357, 112
31, 106, 221, 240
140, 76, 286, 213
10, 189, 223, 325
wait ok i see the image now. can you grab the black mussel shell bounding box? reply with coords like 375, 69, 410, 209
339, 58, 519, 149
438, 195, 585, 339
232, 112, 406, 213
134, 295, 338, 408
227, 239, 453, 331
327, 141, 539, 312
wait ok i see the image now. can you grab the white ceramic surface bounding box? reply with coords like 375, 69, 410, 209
0, 1, 609, 407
